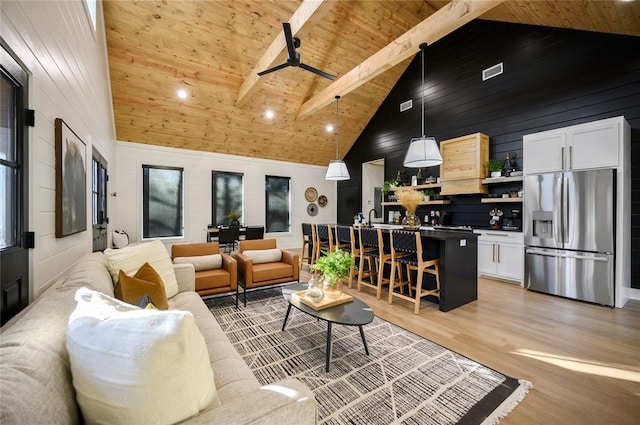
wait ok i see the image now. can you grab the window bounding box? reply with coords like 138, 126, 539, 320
83, 0, 97, 32
92, 150, 107, 226
265, 175, 290, 233
211, 171, 243, 226
142, 165, 183, 238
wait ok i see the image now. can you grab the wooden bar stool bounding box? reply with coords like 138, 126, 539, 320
315, 224, 334, 261
389, 230, 440, 314
356, 227, 383, 298
300, 223, 316, 270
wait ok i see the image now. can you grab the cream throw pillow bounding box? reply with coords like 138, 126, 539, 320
244, 248, 282, 264
174, 254, 222, 271
105, 240, 179, 298
66, 287, 218, 425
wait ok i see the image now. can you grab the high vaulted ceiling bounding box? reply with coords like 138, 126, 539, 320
103, 0, 640, 167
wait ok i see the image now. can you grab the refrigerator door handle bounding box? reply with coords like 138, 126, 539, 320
554, 176, 563, 245
563, 176, 569, 242
526, 248, 610, 262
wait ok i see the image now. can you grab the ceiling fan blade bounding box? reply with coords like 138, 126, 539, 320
299, 63, 337, 80
257, 62, 290, 77
282, 22, 297, 59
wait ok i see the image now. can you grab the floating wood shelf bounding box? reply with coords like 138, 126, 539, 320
481, 197, 523, 203
481, 176, 524, 184
389, 183, 441, 191
382, 200, 451, 206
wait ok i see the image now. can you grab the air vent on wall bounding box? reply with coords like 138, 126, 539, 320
400, 99, 413, 112
482, 62, 503, 81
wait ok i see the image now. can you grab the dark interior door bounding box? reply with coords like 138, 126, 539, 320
1, 43, 30, 326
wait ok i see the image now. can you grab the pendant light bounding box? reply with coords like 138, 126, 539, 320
403, 43, 442, 168
325, 95, 351, 180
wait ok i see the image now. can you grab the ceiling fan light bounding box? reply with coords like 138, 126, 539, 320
403, 136, 443, 167
325, 160, 351, 180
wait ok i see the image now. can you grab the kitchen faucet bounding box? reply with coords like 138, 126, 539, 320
368, 208, 377, 227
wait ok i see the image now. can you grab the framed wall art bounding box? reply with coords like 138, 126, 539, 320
55, 118, 87, 238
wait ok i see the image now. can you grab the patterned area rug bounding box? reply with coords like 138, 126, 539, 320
206, 288, 532, 425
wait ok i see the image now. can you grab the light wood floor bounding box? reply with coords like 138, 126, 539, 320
299, 268, 640, 424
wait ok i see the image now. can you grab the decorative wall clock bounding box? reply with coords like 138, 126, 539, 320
305, 187, 318, 202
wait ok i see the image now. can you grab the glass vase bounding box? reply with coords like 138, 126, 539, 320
323, 279, 344, 300
402, 212, 421, 230
306, 274, 325, 303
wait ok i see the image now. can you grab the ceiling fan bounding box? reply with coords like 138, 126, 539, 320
257, 22, 337, 81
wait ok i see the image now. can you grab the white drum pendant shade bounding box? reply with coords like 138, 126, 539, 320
325, 95, 350, 180
325, 160, 350, 180
403, 136, 443, 168
403, 43, 442, 168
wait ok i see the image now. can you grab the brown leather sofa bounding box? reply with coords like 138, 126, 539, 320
171, 242, 237, 296
232, 239, 299, 307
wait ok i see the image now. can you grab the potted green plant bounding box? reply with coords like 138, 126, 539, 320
422, 189, 435, 201
225, 210, 242, 226
487, 159, 505, 177
381, 179, 397, 195
311, 249, 354, 299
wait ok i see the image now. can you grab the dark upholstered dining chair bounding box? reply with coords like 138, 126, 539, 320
244, 225, 265, 240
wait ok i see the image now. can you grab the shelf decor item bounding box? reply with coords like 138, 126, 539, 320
395, 187, 423, 230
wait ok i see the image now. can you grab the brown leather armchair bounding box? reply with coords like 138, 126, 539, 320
171, 242, 237, 296
232, 239, 299, 307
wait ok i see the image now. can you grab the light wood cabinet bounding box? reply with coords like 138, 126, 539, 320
440, 132, 489, 195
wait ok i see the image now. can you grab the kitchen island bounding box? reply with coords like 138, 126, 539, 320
373, 224, 478, 312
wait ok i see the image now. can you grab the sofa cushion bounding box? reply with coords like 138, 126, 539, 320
105, 240, 179, 298
175, 254, 222, 271
112, 230, 129, 248
252, 262, 294, 283
66, 288, 218, 425
115, 262, 169, 310
244, 248, 282, 264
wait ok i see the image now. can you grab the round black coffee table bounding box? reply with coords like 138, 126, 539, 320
281, 283, 374, 372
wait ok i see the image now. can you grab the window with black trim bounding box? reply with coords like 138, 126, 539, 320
142, 165, 183, 238
211, 171, 243, 226
265, 175, 290, 233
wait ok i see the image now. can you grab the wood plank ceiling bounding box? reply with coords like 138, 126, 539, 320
103, 0, 640, 167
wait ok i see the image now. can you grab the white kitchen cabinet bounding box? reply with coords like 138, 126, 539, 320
524, 116, 622, 174
474, 230, 523, 284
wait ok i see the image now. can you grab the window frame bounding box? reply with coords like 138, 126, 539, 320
264, 175, 291, 234
142, 164, 184, 240
211, 171, 244, 227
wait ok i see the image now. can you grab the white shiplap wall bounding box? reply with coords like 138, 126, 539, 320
113, 141, 337, 251
1, 0, 116, 298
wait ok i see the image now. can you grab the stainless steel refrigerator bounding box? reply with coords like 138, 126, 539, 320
524, 169, 615, 306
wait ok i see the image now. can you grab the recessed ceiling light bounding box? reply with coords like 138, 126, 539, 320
176, 89, 188, 99
265, 109, 275, 119
326, 124, 334, 132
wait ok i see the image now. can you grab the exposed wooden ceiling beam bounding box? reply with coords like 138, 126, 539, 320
235, 0, 334, 107
297, 0, 506, 120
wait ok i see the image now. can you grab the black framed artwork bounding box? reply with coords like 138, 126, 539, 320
55, 118, 87, 238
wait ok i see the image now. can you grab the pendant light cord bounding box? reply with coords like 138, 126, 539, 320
335, 95, 340, 159
420, 43, 427, 138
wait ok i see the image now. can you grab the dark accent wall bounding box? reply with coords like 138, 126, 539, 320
338, 20, 640, 288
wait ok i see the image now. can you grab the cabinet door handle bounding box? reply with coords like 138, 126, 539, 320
497, 244, 501, 263
492, 243, 496, 263
569, 145, 573, 169
561, 146, 565, 169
